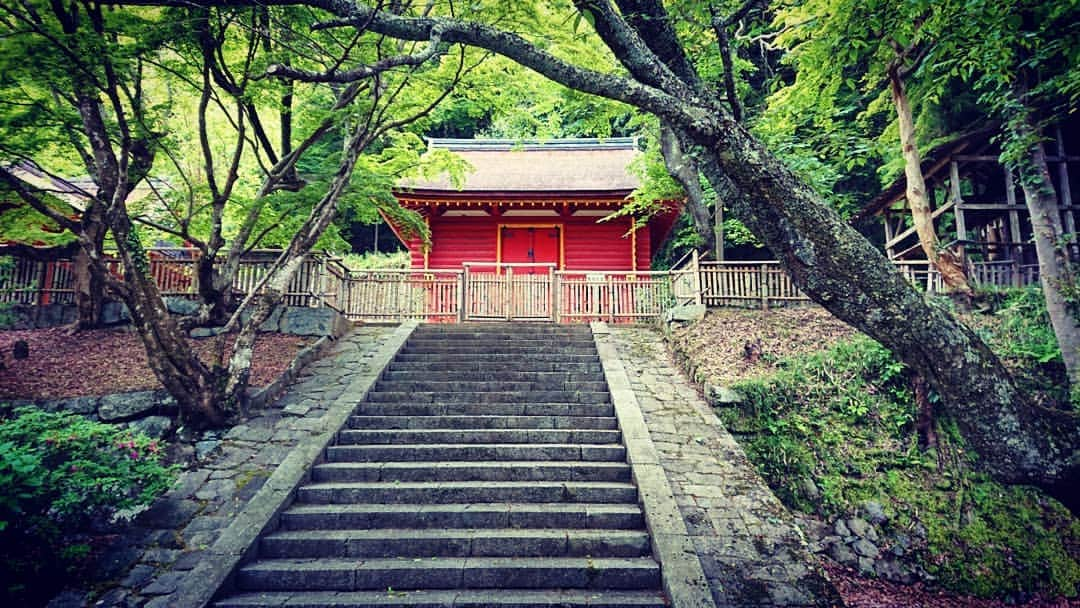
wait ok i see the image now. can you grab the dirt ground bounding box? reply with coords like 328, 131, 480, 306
0, 327, 312, 399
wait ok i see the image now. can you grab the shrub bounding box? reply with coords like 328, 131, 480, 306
722, 336, 1080, 597
0, 407, 176, 605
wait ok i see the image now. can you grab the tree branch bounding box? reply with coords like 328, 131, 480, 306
264, 31, 445, 82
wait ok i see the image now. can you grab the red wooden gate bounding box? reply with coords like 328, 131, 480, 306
462, 262, 556, 321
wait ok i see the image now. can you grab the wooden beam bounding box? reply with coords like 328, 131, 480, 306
885, 201, 955, 250
950, 161, 967, 242
883, 210, 896, 259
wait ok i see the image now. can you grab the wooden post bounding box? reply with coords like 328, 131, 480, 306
883, 211, 896, 259
760, 263, 768, 311
950, 161, 968, 243
551, 271, 560, 323
505, 266, 513, 321
607, 274, 615, 323
691, 249, 702, 306
1004, 168, 1023, 287
317, 255, 328, 308
456, 271, 465, 323
38, 261, 53, 306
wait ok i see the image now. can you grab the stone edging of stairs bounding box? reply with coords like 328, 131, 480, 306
591, 321, 718, 608
168, 320, 419, 608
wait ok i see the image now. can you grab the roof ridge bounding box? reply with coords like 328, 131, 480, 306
426, 137, 640, 151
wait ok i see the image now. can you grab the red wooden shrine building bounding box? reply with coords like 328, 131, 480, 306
387, 138, 678, 274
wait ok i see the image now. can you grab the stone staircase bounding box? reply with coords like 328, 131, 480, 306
215, 323, 668, 608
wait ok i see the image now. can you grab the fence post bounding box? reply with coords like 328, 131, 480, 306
1012, 248, 1022, 288
457, 271, 466, 323
760, 264, 768, 311
317, 255, 328, 308
551, 271, 560, 323
607, 274, 615, 323
692, 249, 702, 306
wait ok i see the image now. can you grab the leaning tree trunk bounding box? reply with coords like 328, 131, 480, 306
1008, 117, 1080, 391
687, 119, 1079, 496
888, 68, 972, 295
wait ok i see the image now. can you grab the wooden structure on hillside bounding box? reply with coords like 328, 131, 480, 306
388, 138, 679, 273
853, 122, 1079, 288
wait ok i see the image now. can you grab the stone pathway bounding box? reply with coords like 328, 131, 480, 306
608, 327, 840, 607
50, 323, 839, 608
47, 326, 395, 608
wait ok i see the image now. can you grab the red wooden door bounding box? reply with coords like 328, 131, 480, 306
501, 226, 560, 273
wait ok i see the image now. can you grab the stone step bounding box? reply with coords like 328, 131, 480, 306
347, 415, 618, 430
324, 443, 625, 463
394, 353, 600, 363
413, 325, 590, 335
381, 370, 606, 383
400, 345, 598, 355
406, 337, 596, 347
387, 361, 603, 373
216, 589, 668, 608
373, 380, 610, 393
279, 503, 646, 531
365, 391, 611, 404
335, 429, 621, 446
259, 528, 651, 558
235, 557, 662, 591
296, 481, 638, 505
312, 461, 631, 482
353, 402, 615, 417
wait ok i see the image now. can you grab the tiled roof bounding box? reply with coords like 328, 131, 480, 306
400, 138, 641, 193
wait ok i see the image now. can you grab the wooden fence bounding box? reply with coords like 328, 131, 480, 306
0, 248, 1046, 323
0, 249, 341, 308
673, 251, 1042, 311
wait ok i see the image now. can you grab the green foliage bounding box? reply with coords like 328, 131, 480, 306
0, 407, 176, 531
341, 250, 410, 270
0, 407, 176, 603
723, 335, 1080, 597
967, 287, 1073, 408
985, 287, 1061, 364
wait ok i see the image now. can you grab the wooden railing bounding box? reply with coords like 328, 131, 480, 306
0, 247, 1048, 324
555, 271, 675, 323
0, 249, 340, 308
338, 269, 462, 322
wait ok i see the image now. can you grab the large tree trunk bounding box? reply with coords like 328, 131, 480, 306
110, 217, 234, 429
888, 67, 972, 296
71, 217, 108, 330
195, 253, 232, 326
1008, 115, 1080, 391
687, 122, 1078, 496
